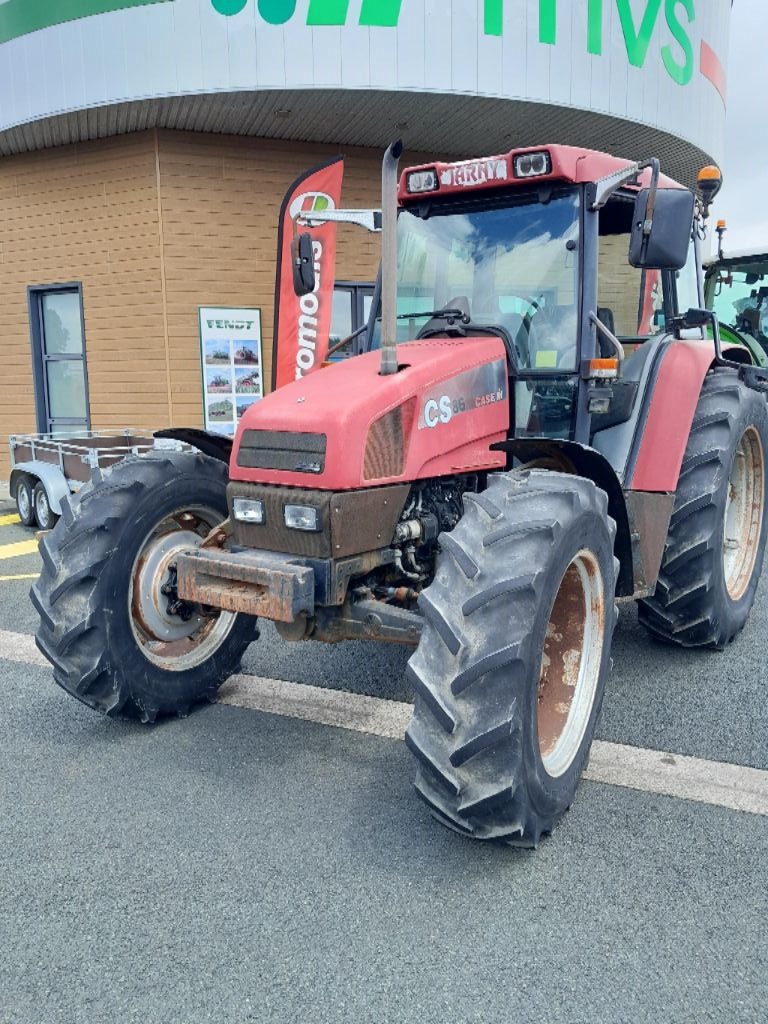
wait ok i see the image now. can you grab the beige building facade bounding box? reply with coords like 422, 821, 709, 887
0, 130, 384, 472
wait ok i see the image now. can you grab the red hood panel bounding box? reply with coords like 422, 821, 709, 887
230, 339, 509, 489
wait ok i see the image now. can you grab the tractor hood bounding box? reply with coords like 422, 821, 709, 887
230, 338, 509, 490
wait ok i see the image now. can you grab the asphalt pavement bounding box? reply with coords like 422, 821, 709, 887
0, 505, 766, 1024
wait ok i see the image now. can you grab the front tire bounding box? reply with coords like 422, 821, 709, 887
639, 369, 768, 648
405, 471, 618, 847
31, 451, 258, 722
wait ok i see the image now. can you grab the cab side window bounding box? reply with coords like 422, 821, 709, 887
598, 199, 663, 340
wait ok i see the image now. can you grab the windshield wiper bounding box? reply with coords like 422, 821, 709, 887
396, 307, 470, 323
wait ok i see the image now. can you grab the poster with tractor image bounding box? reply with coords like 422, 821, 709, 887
200, 307, 263, 437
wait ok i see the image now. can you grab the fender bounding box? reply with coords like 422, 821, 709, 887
492, 438, 636, 596
627, 340, 749, 492
9, 462, 69, 515
154, 428, 233, 464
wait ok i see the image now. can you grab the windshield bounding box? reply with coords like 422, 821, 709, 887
707, 263, 768, 350
389, 190, 581, 370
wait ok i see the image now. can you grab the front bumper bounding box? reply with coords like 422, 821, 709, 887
176, 547, 314, 622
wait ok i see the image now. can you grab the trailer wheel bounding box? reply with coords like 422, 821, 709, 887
639, 369, 768, 648
405, 471, 618, 847
15, 476, 36, 527
33, 482, 58, 531
31, 451, 258, 722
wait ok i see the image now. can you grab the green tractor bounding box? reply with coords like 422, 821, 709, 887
704, 225, 768, 368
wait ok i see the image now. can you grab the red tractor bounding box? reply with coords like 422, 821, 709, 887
32, 144, 768, 847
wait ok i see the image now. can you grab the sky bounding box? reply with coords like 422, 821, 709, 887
714, 0, 766, 255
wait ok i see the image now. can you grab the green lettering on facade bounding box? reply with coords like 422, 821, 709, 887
587, 0, 603, 55
257, 0, 295, 24
359, 0, 404, 27
539, 0, 557, 45
616, 0, 663, 68
211, 0, 247, 14
662, 0, 694, 85
306, 0, 348, 25
484, 0, 503, 36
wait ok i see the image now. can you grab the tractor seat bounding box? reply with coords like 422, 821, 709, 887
527, 306, 579, 370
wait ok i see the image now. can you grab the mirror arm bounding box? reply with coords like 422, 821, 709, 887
296, 209, 383, 232
589, 311, 624, 372
589, 157, 658, 211
638, 159, 661, 265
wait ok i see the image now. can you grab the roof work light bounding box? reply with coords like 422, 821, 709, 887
514, 151, 551, 178
406, 169, 439, 194
697, 165, 723, 219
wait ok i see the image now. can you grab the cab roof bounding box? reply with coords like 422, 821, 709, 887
398, 144, 684, 203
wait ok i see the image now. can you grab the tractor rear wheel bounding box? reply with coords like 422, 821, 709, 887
31, 450, 258, 722
405, 470, 618, 847
639, 369, 768, 648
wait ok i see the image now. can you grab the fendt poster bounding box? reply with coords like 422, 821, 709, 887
200, 307, 263, 437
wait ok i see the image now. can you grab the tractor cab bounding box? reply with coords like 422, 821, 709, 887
704, 245, 768, 363
336, 145, 698, 447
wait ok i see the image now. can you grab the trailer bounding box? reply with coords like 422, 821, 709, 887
10, 430, 161, 529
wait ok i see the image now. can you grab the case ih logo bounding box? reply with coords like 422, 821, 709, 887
289, 192, 335, 221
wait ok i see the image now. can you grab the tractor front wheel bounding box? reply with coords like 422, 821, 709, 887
639, 369, 768, 648
31, 451, 258, 722
405, 470, 618, 847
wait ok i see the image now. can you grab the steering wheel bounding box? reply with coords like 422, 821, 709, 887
506, 295, 543, 366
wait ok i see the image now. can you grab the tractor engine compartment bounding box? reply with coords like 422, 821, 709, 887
176, 474, 481, 645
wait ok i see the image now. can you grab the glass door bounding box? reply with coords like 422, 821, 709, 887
29, 286, 90, 434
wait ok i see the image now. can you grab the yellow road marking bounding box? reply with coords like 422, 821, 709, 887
0, 514, 21, 526
0, 539, 39, 559
0, 573, 38, 581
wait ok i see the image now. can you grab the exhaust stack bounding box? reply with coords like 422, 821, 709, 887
380, 140, 403, 376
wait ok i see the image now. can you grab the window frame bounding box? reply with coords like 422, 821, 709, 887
28, 282, 91, 434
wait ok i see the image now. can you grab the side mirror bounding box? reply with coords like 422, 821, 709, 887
629, 188, 695, 271
291, 233, 316, 296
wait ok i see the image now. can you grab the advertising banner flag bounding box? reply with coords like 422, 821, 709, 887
272, 156, 345, 390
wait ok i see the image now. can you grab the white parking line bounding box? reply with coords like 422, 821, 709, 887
2, 626, 766, 818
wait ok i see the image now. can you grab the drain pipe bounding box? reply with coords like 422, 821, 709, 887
380, 140, 403, 376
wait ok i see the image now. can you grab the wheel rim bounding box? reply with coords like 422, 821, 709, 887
537, 550, 605, 779
723, 426, 765, 602
17, 484, 30, 521
35, 488, 49, 524
129, 505, 238, 671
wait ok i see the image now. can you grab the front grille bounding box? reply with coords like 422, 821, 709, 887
237, 430, 327, 474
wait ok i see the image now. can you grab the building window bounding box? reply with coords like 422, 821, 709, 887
28, 285, 90, 434
329, 282, 375, 360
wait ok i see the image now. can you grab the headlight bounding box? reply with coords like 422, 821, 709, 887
514, 151, 551, 178
284, 504, 320, 532
232, 498, 265, 524
406, 169, 438, 194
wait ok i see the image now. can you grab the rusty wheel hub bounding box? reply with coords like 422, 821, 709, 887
129, 507, 237, 671
723, 426, 765, 602
537, 550, 605, 778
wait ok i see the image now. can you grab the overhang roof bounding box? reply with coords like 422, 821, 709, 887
0, 89, 713, 188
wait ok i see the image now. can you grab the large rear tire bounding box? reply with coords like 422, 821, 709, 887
405, 471, 618, 847
639, 369, 768, 648
31, 451, 258, 722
